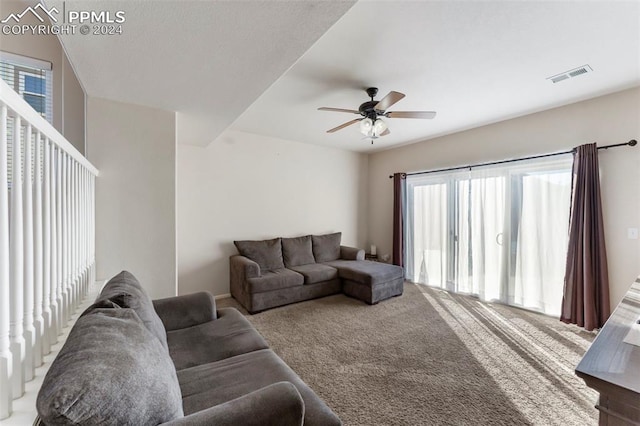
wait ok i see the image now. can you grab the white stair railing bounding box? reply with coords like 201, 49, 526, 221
0, 78, 98, 419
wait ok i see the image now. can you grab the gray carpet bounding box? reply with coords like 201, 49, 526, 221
218, 282, 598, 426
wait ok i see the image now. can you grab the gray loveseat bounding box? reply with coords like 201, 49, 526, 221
231, 232, 404, 313
36, 271, 341, 425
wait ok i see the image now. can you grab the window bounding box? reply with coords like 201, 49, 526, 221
0, 51, 53, 122
1, 52, 52, 189
405, 155, 573, 316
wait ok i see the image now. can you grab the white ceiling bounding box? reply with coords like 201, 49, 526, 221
54, 1, 639, 153
48, 0, 356, 146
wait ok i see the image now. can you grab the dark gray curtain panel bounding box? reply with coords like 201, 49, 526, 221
392, 173, 406, 267
561, 143, 610, 331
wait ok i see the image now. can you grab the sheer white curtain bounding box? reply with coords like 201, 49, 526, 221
456, 172, 507, 302
513, 168, 571, 314
405, 178, 448, 287
405, 155, 572, 316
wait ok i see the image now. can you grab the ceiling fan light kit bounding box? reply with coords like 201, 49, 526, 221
360, 117, 373, 134
373, 118, 387, 135
318, 87, 437, 143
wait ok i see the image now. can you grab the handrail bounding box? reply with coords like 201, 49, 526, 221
0, 78, 98, 176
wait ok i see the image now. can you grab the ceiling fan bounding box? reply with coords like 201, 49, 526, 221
318, 87, 436, 140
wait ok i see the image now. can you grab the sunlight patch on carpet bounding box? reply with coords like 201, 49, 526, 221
418, 287, 597, 425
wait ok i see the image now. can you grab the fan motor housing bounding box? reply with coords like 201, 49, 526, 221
358, 100, 379, 117
359, 87, 384, 119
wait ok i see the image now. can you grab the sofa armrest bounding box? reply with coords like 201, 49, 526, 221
230, 255, 260, 278
230, 255, 261, 296
161, 382, 304, 426
153, 292, 217, 331
340, 245, 365, 261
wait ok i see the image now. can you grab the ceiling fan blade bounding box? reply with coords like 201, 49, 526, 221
318, 107, 360, 114
327, 118, 361, 133
380, 128, 390, 136
374, 91, 405, 111
386, 111, 437, 119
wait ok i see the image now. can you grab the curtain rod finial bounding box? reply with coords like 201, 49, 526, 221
629, 139, 637, 147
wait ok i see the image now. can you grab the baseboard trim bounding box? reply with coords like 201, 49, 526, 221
215, 293, 231, 300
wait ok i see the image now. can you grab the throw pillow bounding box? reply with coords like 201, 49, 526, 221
281, 235, 315, 267
312, 232, 342, 263
234, 238, 285, 272
36, 308, 184, 425
96, 270, 168, 351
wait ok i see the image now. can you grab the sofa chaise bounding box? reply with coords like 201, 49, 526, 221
36, 271, 341, 425
230, 232, 404, 313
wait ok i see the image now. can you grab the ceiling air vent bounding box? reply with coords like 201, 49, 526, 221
550, 74, 570, 83
547, 65, 593, 83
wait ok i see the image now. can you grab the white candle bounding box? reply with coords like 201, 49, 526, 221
371, 245, 377, 256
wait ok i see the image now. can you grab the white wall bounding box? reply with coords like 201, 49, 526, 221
177, 130, 368, 296
368, 87, 640, 310
87, 97, 177, 299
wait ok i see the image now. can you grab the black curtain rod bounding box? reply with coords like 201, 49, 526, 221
388, 139, 637, 179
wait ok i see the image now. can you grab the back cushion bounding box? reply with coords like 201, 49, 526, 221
97, 271, 168, 350
234, 238, 285, 272
282, 235, 315, 267
312, 232, 342, 263
36, 308, 183, 425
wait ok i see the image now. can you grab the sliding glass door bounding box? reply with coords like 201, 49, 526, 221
405, 155, 573, 316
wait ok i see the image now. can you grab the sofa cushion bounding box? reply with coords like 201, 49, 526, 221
234, 238, 285, 272
311, 232, 342, 263
288, 263, 338, 284
247, 268, 304, 293
324, 259, 404, 285
167, 308, 269, 371
97, 270, 168, 350
178, 349, 341, 426
36, 308, 183, 425
281, 235, 315, 267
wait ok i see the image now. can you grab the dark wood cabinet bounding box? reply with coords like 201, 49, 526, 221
575, 278, 640, 425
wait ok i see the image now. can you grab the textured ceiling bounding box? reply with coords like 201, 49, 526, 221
231, 1, 640, 152
52, 1, 639, 152
48, 0, 356, 146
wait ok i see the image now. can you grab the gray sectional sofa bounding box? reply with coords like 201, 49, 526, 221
231, 232, 404, 313
36, 271, 341, 425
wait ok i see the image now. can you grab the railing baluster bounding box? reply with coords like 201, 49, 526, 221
55, 147, 63, 336
22, 124, 35, 382
33, 130, 44, 367
62, 154, 70, 323
92, 174, 95, 283
9, 116, 25, 398
80, 167, 84, 298
62, 153, 68, 327
59, 154, 65, 327
49, 143, 58, 344
72, 162, 78, 311
42, 137, 51, 355
67, 159, 73, 316
78, 166, 83, 301
66, 155, 72, 321
0, 105, 13, 419
80, 168, 84, 297
84, 169, 88, 295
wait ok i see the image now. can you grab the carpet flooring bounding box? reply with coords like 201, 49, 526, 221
218, 282, 598, 425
